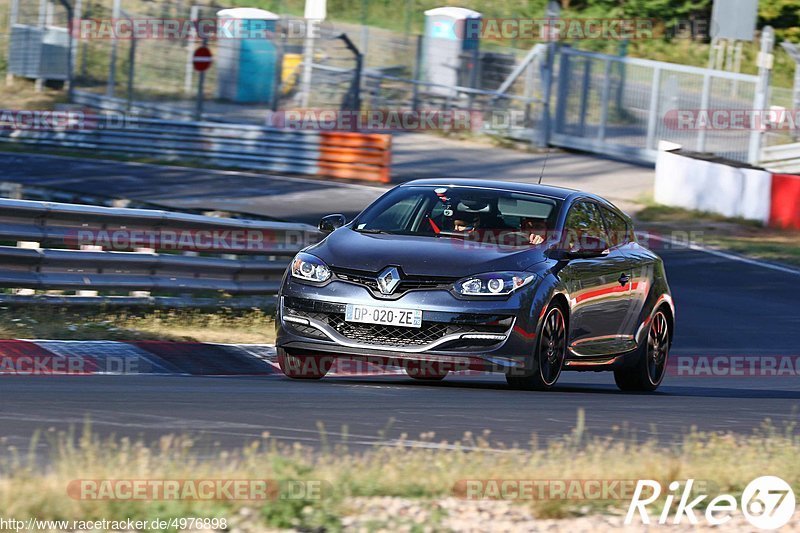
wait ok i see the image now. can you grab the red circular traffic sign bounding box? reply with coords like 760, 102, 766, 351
193, 46, 213, 72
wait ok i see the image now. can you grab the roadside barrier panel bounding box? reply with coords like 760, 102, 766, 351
655, 148, 772, 224
769, 173, 800, 230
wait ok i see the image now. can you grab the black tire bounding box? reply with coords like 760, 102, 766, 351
614, 309, 670, 392
278, 349, 332, 380
506, 302, 567, 391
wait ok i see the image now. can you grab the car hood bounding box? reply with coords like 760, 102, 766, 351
307, 227, 547, 277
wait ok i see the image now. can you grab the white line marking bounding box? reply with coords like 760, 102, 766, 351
649, 234, 800, 276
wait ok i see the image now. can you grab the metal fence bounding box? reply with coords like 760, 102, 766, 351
0, 197, 319, 306
551, 46, 762, 164
2, 1, 796, 168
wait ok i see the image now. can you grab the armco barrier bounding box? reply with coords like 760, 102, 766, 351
770, 174, 800, 230
654, 148, 772, 224
319, 131, 392, 183
0, 197, 321, 306
0, 116, 391, 184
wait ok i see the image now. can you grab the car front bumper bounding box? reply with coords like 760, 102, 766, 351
276, 278, 541, 371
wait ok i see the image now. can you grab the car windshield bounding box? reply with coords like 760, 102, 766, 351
353, 185, 561, 246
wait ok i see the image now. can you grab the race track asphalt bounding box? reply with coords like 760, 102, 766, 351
0, 152, 798, 453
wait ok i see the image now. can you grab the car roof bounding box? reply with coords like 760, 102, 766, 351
399, 178, 584, 201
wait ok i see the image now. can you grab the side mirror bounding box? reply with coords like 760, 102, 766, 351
318, 214, 346, 233
565, 247, 609, 260
548, 237, 609, 261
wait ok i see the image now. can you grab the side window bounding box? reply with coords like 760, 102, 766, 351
600, 206, 629, 247
564, 201, 608, 251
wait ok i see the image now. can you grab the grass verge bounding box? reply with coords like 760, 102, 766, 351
0, 306, 276, 344
0, 415, 797, 531
634, 201, 800, 268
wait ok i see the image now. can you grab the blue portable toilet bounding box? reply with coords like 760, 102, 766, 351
216, 8, 279, 104
423, 7, 482, 95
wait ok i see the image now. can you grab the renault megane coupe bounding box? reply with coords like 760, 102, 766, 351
276, 179, 674, 391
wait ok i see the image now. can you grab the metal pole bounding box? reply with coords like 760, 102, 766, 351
299, 19, 314, 108
126, 30, 136, 110
411, 34, 422, 113
107, 0, 121, 98
10, 0, 18, 26
184, 5, 199, 94
748, 26, 774, 166
57, 0, 74, 101
271, 27, 285, 112
696, 73, 711, 152
615, 39, 628, 114
6, 0, 20, 85
577, 59, 591, 136
644, 67, 661, 152
337, 33, 362, 114
195, 37, 208, 120
597, 60, 612, 141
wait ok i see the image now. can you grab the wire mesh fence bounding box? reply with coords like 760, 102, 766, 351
1, 0, 795, 165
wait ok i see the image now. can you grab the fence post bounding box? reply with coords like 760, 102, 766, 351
696, 72, 711, 152
645, 66, 662, 152
183, 5, 200, 95
748, 26, 774, 165
106, 0, 121, 97
56, 0, 74, 101
577, 58, 591, 137
597, 59, 612, 141
411, 34, 422, 113
550, 46, 569, 142
195, 37, 208, 120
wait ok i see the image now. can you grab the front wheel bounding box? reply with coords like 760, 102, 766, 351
506, 303, 567, 391
614, 309, 670, 392
278, 349, 333, 380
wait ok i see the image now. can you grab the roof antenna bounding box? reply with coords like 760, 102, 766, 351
537, 148, 552, 185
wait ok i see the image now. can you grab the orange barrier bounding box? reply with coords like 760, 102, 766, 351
318, 131, 391, 183
769, 173, 800, 230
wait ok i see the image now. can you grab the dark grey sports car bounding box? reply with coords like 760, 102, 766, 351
276, 179, 674, 391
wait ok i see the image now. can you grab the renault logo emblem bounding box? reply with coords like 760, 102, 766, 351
376, 267, 401, 295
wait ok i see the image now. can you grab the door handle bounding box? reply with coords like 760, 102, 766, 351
618, 273, 630, 286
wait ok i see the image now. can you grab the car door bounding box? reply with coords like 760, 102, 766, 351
598, 204, 643, 347
560, 200, 635, 357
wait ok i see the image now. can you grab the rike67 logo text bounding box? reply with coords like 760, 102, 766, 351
626, 476, 796, 529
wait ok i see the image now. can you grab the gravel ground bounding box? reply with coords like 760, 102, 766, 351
339, 497, 800, 532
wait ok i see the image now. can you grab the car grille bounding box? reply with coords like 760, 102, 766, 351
331, 267, 457, 298
283, 297, 512, 350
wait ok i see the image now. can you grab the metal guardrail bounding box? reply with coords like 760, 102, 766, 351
0, 105, 392, 183
761, 142, 800, 173
0, 198, 321, 306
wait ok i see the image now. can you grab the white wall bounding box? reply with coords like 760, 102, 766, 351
654, 149, 772, 224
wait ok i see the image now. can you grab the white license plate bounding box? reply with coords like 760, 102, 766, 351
345, 304, 422, 328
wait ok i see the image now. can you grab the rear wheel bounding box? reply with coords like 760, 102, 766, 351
614, 309, 670, 392
278, 349, 333, 380
506, 303, 567, 391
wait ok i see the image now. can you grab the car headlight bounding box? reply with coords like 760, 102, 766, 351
290, 252, 331, 283
454, 272, 536, 297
